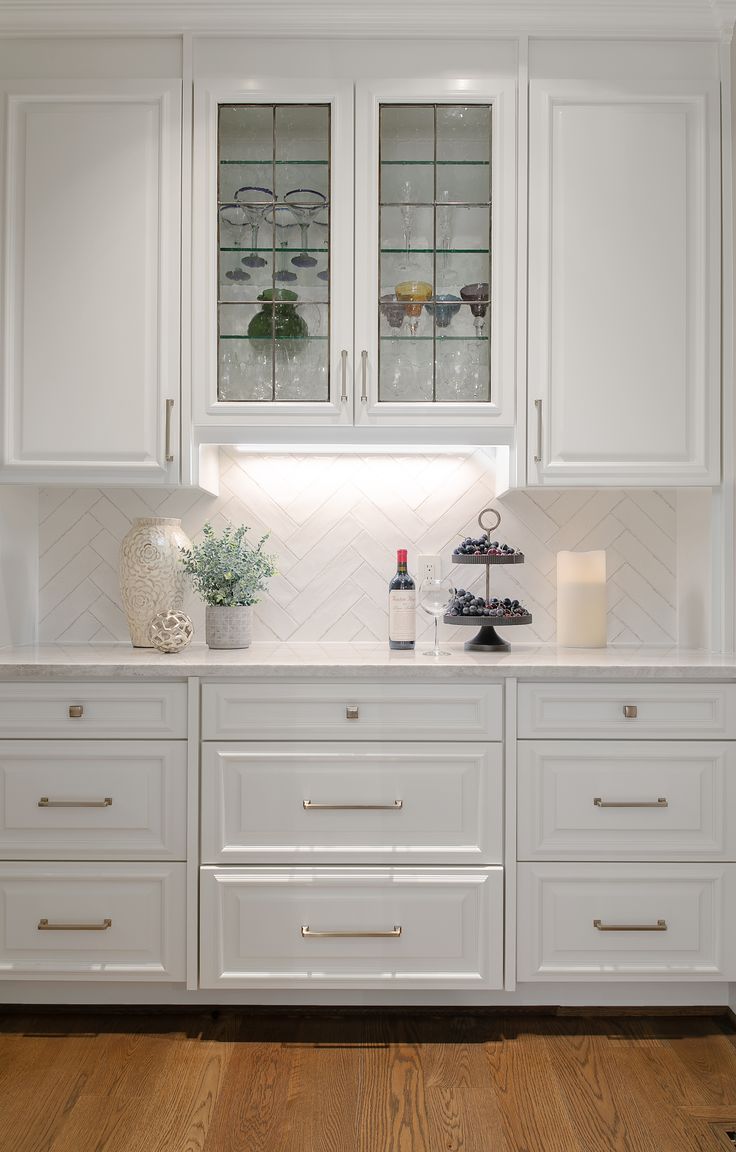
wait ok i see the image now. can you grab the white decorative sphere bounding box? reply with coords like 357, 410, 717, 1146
148, 610, 193, 654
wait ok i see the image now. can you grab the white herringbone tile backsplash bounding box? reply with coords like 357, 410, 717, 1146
38, 449, 678, 645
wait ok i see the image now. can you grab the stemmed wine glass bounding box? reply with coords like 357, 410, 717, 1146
234, 185, 273, 268
399, 180, 416, 271
395, 281, 432, 336
460, 282, 490, 337
436, 190, 456, 284
218, 205, 251, 284
284, 188, 328, 269
264, 205, 299, 283
418, 575, 455, 657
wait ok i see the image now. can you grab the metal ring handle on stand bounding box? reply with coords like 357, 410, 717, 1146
478, 508, 501, 537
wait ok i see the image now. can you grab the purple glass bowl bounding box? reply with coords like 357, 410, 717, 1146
380, 293, 406, 329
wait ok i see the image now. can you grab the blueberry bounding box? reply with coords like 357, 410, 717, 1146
462, 607, 471, 615
456, 589, 466, 597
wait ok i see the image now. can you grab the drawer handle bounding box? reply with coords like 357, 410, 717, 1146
38, 918, 112, 932
593, 797, 668, 809
39, 796, 113, 808
68, 705, 84, 719
303, 800, 403, 811
301, 925, 402, 939
623, 705, 638, 719
593, 919, 667, 932
346, 705, 359, 720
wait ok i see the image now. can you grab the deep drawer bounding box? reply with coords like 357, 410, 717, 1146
518, 682, 736, 740
202, 682, 503, 741
517, 740, 736, 861
0, 741, 187, 860
200, 866, 503, 989
0, 862, 186, 980
0, 683, 187, 739
517, 862, 736, 981
201, 741, 502, 865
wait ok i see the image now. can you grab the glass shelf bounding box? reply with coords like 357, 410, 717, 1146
379, 335, 489, 342
220, 159, 328, 166
380, 247, 489, 255
220, 246, 327, 254
219, 334, 329, 341
380, 201, 492, 209
381, 160, 490, 167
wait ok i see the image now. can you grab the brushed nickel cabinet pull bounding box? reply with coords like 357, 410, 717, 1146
68, 705, 84, 719
340, 349, 348, 401
301, 925, 401, 939
623, 705, 638, 719
39, 797, 113, 809
533, 398, 543, 463
303, 799, 403, 811
165, 398, 175, 462
593, 797, 668, 809
346, 705, 359, 720
38, 918, 112, 931
593, 919, 667, 932
360, 350, 368, 402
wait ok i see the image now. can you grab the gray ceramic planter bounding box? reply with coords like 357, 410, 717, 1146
205, 604, 253, 649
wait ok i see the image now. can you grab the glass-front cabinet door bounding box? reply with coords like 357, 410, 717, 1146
193, 80, 354, 428
355, 79, 516, 428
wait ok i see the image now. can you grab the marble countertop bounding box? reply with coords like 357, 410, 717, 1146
0, 642, 735, 680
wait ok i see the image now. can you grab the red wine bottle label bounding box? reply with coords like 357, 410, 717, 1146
389, 589, 416, 642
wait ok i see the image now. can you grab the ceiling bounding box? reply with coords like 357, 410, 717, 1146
0, 0, 733, 36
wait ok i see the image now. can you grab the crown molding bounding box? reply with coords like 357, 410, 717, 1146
0, 0, 731, 37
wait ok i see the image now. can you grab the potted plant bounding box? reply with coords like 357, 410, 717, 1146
180, 522, 276, 649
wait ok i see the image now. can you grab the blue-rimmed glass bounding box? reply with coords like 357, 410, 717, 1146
234, 185, 274, 268
283, 188, 328, 269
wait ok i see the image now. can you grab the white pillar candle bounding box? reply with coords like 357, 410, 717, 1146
556, 550, 607, 647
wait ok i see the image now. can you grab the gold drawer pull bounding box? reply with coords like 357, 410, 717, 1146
38, 796, 112, 808
346, 705, 359, 720
593, 919, 667, 932
301, 925, 402, 939
594, 797, 668, 809
38, 918, 112, 932
68, 705, 84, 719
623, 705, 638, 719
303, 800, 403, 811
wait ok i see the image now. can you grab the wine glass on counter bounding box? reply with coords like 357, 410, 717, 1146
418, 574, 456, 657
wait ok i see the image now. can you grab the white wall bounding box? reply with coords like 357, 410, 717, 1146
0, 488, 38, 646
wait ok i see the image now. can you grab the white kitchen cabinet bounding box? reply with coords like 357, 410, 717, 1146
1, 78, 182, 484
191, 53, 517, 436
527, 42, 720, 485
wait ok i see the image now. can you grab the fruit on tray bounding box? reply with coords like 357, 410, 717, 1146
453, 537, 521, 557
447, 591, 529, 618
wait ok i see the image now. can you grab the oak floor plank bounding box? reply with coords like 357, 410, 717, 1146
357, 1014, 431, 1152
201, 1038, 296, 1152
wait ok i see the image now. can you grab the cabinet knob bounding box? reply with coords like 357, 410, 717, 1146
68, 704, 84, 719
346, 705, 359, 721
623, 705, 638, 719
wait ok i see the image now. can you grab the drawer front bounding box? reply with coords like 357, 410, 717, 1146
0, 863, 186, 980
0, 741, 187, 860
517, 741, 735, 861
200, 866, 503, 989
517, 683, 736, 740
202, 682, 502, 741
0, 683, 187, 739
517, 862, 736, 981
201, 742, 502, 865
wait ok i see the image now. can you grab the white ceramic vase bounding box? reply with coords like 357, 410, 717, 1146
205, 604, 253, 649
119, 518, 192, 648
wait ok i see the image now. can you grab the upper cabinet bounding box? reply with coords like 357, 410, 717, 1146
1, 74, 182, 484
527, 41, 721, 486
191, 66, 516, 434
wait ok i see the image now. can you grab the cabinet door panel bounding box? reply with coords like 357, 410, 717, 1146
2, 80, 181, 483
528, 79, 719, 484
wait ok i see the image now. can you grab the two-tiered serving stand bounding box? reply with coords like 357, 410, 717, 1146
444, 508, 533, 652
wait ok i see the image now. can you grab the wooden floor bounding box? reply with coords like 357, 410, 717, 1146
1, 1009, 736, 1151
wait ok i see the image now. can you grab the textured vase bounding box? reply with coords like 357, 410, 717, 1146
205, 605, 253, 649
119, 518, 191, 648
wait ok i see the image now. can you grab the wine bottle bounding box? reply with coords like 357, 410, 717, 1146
388, 549, 416, 650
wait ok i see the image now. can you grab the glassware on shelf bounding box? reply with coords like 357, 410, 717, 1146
380, 293, 405, 330
219, 203, 249, 248
234, 185, 273, 268
399, 180, 416, 271
426, 293, 461, 329
395, 280, 432, 336
418, 575, 455, 657
435, 190, 457, 284
246, 288, 309, 342
283, 188, 328, 269
459, 282, 490, 336
264, 205, 299, 282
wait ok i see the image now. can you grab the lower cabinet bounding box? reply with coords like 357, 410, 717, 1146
0, 862, 186, 980
200, 866, 504, 990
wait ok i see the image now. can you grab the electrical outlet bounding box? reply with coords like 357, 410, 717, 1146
417, 554, 441, 583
